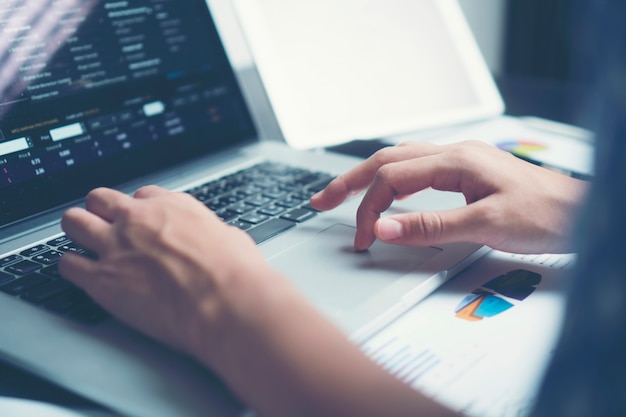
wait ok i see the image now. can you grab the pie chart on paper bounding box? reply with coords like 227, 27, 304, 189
454, 269, 542, 322
496, 140, 548, 158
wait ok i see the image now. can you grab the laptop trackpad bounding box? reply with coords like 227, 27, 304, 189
270, 224, 442, 312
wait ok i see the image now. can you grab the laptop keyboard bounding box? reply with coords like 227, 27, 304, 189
186, 162, 333, 243
0, 162, 334, 326
0, 236, 109, 325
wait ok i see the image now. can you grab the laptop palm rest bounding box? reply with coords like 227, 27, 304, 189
270, 224, 442, 332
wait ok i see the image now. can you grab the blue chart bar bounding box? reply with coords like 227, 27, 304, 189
365, 337, 441, 384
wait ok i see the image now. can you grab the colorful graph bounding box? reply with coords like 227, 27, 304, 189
455, 270, 542, 321
496, 140, 548, 158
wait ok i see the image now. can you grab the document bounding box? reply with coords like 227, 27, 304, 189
390, 115, 595, 178
362, 250, 575, 417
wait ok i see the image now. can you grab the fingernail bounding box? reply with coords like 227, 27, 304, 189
311, 191, 322, 200
377, 218, 403, 241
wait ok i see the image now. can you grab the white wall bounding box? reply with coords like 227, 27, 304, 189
206, 0, 506, 75
457, 0, 506, 75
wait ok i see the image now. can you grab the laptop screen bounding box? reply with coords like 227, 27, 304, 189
0, 0, 256, 226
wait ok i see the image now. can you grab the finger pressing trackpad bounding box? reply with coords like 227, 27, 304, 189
269, 224, 442, 312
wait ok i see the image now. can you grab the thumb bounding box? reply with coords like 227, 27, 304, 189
374, 206, 486, 247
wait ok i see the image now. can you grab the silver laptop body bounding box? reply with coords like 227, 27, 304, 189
0, 1, 485, 415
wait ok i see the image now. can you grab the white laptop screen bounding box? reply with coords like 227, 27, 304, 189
233, 0, 504, 149
0, 0, 256, 227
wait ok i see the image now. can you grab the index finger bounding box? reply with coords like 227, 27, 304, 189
134, 185, 170, 199
353, 153, 467, 250
61, 207, 112, 254
310, 142, 443, 211
85, 187, 134, 222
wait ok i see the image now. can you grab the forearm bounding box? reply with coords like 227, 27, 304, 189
195, 265, 458, 417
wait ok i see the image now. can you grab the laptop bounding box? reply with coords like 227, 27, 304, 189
0, 1, 494, 416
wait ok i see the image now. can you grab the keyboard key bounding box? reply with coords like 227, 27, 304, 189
40, 264, 63, 279
275, 196, 303, 208
0, 273, 50, 296
247, 219, 295, 244
5, 259, 42, 276
236, 185, 263, 196
257, 204, 287, 216
306, 177, 334, 193
0, 254, 22, 268
228, 202, 256, 215
218, 194, 240, 206
21, 280, 74, 305
290, 191, 316, 200
239, 212, 270, 225
252, 178, 278, 188
47, 236, 72, 246
300, 203, 320, 212
57, 242, 84, 253
281, 208, 317, 223
245, 195, 272, 207
217, 209, 238, 222
228, 220, 253, 231
293, 173, 329, 186
262, 187, 287, 199
32, 250, 63, 265
20, 245, 49, 257
205, 199, 227, 211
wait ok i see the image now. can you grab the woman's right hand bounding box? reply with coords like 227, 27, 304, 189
312, 140, 588, 254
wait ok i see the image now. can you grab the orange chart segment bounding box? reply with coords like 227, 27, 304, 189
454, 295, 485, 321
455, 292, 515, 321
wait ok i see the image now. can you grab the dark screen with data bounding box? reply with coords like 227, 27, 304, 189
0, 0, 255, 225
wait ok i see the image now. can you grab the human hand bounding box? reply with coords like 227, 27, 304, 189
58, 186, 275, 365
311, 141, 588, 254
58, 185, 462, 417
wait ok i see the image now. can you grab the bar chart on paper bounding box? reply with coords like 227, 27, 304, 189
363, 338, 442, 386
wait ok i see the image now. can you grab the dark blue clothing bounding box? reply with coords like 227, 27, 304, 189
531, 1, 626, 416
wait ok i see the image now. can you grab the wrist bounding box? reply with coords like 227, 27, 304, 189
186, 257, 293, 372
551, 175, 589, 248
